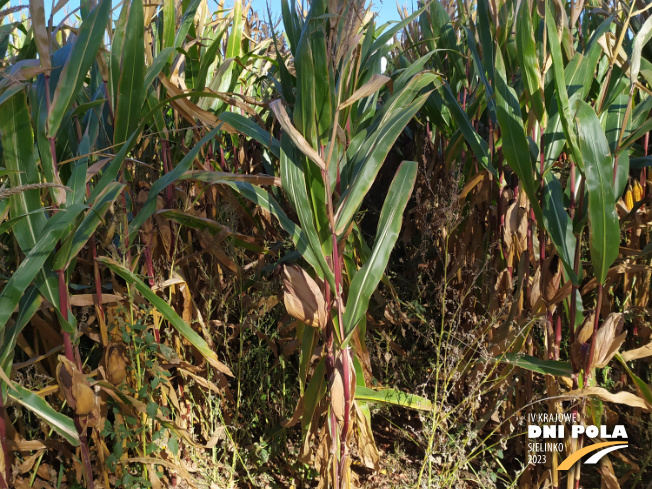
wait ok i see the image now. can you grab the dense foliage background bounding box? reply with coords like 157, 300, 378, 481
0, 0, 651, 487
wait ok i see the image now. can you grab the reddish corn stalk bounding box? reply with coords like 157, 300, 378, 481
43, 73, 95, 489
323, 275, 339, 473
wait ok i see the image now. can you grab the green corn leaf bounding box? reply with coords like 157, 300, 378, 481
494, 49, 543, 226
546, 0, 581, 168
157, 209, 264, 253
630, 14, 652, 91
343, 161, 417, 340
68, 99, 107, 119
112, 0, 145, 147
574, 100, 620, 285
542, 173, 577, 283
204, 0, 241, 105
495, 353, 573, 378
219, 112, 280, 158
54, 182, 125, 270
281, 0, 300, 55
366, 3, 427, 65
217, 180, 324, 274
65, 135, 90, 208
0, 286, 41, 401
336, 73, 435, 234
476, 0, 495, 84
280, 134, 334, 288
144, 47, 176, 93
174, 0, 202, 49
439, 82, 496, 177
543, 20, 606, 170
162, 0, 175, 50
601, 93, 630, 198
0, 89, 61, 311
306, 2, 332, 144
425, 0, 465, 86
47, 0, 110, 137
393, 51, 435, 93
128, 125, 222, 242
293, 23, 318, 146
8, 383, 79, 446
194, 24, 228, 94
0, 84, 24, 108
516, 0, 544, 123
97, 257, 233, 377
0, 90, 47, 251
301, 357, 326, 434
616, 354, 652, 407
464, 27, 495, 122
32, 46, 71, 204
225, 0, 242, 59
0, 204, 86, 333
355, 386, 432, 411
619, 115, 652, 152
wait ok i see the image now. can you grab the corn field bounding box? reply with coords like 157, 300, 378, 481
0, 0, 651, 487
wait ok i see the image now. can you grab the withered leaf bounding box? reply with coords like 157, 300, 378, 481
283, 266, 327, 329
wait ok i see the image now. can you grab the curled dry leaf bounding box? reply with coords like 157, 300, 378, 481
330, 368, 345, 422
577, 314, 595, 344
339, 74, 391, 109
528, 266, 541, 310
560, 386, 650, 411
56, 356, 96, 416
503, 199, 517, 257
492, 269, 513, 309
571, 314, 594, 372
283, 265, 327, 329
270, 100, 326, 171
621, 341, 652, 362
541, 254, 562, 305
104, 343, 128, 385
515, 191, 529, 254
599, 456, 621, 489
354, 402, 380, 470
592, 313, 626, 369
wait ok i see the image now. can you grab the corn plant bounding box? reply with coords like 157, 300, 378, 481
0, 0, 264, 486
396, 0, 652, 487
222, 0, 439, 485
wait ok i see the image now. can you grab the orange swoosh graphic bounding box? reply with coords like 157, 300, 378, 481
558, 441, 628, 470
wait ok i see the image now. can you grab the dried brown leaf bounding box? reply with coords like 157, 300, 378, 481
354, 402, 379, 470
270, 100, 326, 171
592, 313, 626, 369
330, 368, 345, 422
339, 74, 391, 109
599, 456, 621, 489
560, 387, 650, 411
541, 254, 562, 304
29, 0, 51, 70
283, 266, 327, 329
621, 341, 652, 362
